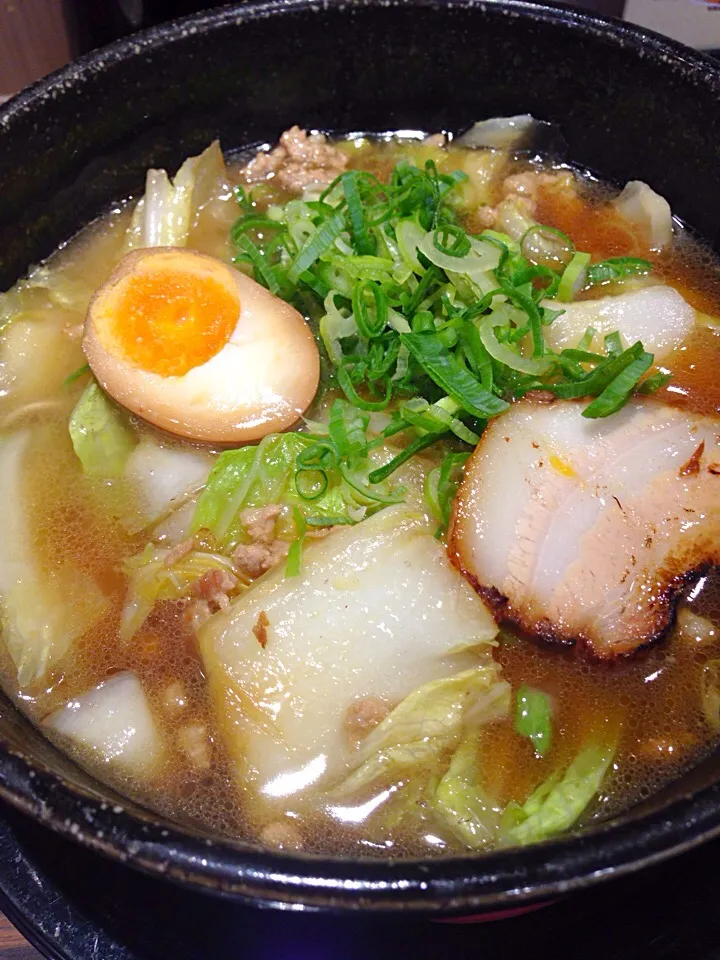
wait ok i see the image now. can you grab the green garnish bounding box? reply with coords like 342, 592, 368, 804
63, 363, 91, 387
425, 451, 469, 532
515, 685, 553, 757
229, 152, 663, 516
637, 369, 673, 395
285, 507, 307, 577
557, 251, 591, 302
582, 349, 653, 418
586, 256, 653, 287
401, 332, 510, 419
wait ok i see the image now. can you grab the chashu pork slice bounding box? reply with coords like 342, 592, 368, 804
449, 398, 720, 658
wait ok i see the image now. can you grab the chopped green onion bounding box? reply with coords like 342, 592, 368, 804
294, 467, 329, 501
233, 184, 252, 212
305, 515, 355, 527
577, 325, 598, 351
401, 333, 509, 419
337, 366, 392, 410
341, 464, 406, 503
223, 153, 664, 528
400, 397, 480, 446
498, 280, 545, 359
368, 432, 444, 484
637, 369, 672, 395
515, 685, 553, 757
550, 341, 646, 400
557, 251, 591, 302
341, 171, 375, 256
425, 451, 469, 529
478, 317, 551, 376
285, 507, 308, 577
586, 257, 653, 287
460, 322, 494, 392
604, 331, 623, 357
395, 218, 426, 274
352, 281, 388, 339
582, 350, 654, 418
404, 264, 443, 316
288, 211, 345, 283
433, 223, 471, 258
234, 233, 283, 296
560, 348, 606, 364
63, 363, 91, 387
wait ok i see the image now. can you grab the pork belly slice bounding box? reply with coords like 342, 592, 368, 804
449, 398, 720, 658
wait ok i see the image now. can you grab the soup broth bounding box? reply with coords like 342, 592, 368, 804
1, 128, 719, 857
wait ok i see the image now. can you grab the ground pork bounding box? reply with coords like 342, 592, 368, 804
240, 505, 283, 543
241, 125, 348, 193
163, 538, 194, 567
177, 722, 212, 772
233, 540, 289, 579
345, 696, 390, 744
233, 505, 289, 579
477, 169, 575, 229
183, 568, 239, 629
191, 568, 237, 609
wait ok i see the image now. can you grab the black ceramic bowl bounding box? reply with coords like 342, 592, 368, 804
1, 0, 720, 917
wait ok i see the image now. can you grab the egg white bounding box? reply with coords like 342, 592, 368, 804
83, 248, 320, 444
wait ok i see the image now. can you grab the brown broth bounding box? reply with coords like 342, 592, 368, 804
0, 136, 719, 857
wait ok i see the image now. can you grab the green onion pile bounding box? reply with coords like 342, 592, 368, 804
231, 157, 668, 518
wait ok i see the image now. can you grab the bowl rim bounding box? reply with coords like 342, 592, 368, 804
2, 0, 720, 914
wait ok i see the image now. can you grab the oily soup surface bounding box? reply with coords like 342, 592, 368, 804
0, 135, 719, 857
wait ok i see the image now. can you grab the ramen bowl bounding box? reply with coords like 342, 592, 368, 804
1, 0, 720, 915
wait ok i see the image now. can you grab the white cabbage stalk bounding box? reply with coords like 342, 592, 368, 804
494, 197, 536, 241
701, 661, 720, 732
0, 313, 86, 408
0, 432, 109, 687
44, 672, 165, 778
456, 115, 537, 150
123, 437, 215, 534
199, 506, 501, 805
612, 180, 673, 251
542, 284, 696, 362
125, 140, 231, 250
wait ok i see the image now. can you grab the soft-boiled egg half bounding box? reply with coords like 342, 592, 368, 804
83, 248, 320, 444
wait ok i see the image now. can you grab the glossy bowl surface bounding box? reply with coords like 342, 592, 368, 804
1, 0, 720, 914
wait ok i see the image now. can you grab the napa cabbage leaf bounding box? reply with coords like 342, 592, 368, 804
125, 141, 232, 250
430, 735, 503, 849
334, 665, 510, 797
502, 739, 617, 846
191, 428, 399, 549
69, 381, 135, 479
120, 545, 244, 641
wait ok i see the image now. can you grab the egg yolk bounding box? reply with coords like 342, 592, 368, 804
110, 269, 240, 377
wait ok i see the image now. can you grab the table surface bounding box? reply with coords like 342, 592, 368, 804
0, 916, 39, 960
